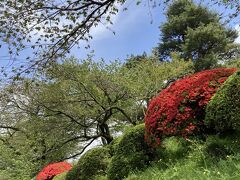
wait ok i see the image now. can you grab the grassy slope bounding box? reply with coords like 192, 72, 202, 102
125, 135, 240, 180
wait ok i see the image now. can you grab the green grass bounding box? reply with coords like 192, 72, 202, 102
60, 131, 240, 180
125, 135, 240, 180
126, 154, 240, 180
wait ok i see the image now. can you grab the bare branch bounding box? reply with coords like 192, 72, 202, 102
0, 125, 21, 131
63, 138, 98, 160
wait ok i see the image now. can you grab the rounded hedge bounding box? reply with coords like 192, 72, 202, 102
66, 147, 111, 180
108, 136, 122, 156
107, 124, 155, 180
145, 68, 236, 147
65, 165, 79, 180
205, 71, 240, 132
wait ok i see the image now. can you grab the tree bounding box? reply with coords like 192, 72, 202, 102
124, 52, 148, 69
0, 57, 140, 177
219, 0, 240, 19
0, 54, 193, 178
0, 55, 193, 174
0, 81, 79, 179
0, 0, 238, 76
157, 0, 238, 71
0, 0, 126, 75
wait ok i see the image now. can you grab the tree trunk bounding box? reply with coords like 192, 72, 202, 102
99, 123, 113, 145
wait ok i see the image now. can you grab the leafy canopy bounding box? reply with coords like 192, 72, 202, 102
0, 0, 239, 75
158, 0, 238, 71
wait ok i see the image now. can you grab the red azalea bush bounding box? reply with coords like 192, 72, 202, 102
36, 162, 72, 180
145, 68, 237, 147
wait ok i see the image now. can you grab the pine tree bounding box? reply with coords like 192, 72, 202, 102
158, 0, 238, 71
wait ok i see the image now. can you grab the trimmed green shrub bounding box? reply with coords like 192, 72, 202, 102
53, 172, 67, 180
205, 71, 240, 132
66, 147, 111, 180
107, 124, 155, 180
108, 136, 122, 156
93, 175, 108, 180
65, 165, 79, 180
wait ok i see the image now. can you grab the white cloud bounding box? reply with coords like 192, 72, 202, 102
235, 24, 240, 44
89, 2, 124, 41
89, 12, 120, 40
89, 1, 146, 41
27, 1, 147, 45
28, 3, 122, 42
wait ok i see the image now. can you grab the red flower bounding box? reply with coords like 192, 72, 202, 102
36, 162, 72, 180
145, 68, 237, 146
218, 77, 228, 84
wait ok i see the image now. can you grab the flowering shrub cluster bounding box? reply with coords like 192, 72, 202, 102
145, 68, 236, 146
36, 162, 72, 180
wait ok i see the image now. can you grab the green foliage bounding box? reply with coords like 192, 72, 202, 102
0, 0, 239, 76
53, 172, 67, 180
93, 175, 108, 180
158, 0, 238, 71
123, 53, 194, 103
107, 124, 155, 180
108, 156, 133, 180
124, 53, 148, 69
205, 71, 240, 131
0, 119, 68, 180
0, 56, 193, 178
0, 0, 127, 72
65, 165, 80, 180
183, 22, 227, 71
41, 58, 144, 145
0, 141, 35, 180
225, 59, 240, 69
0, 80, 79, 179
0, 116, 77, 178
66, 147, 111, 180
155, 137, 191, 164
108, 136, 123, 156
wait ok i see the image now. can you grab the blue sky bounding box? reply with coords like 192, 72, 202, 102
71, 1, 167, 63
70, 0, 240, 63
0, 0, 239, 67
